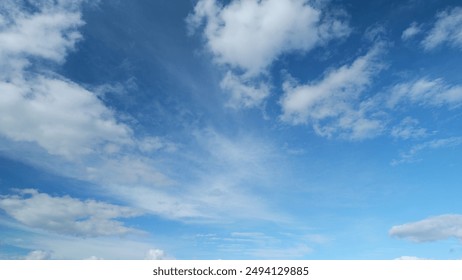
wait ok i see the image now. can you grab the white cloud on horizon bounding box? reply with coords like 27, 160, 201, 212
280, 43, 386, 139
0, 189, 143, 237
394, 256, 427, 260
422, 7, 462, 50
389, 214, 462, 242
7, 232, 169, 260
24, 250, 52, 260
145, 249, 171, 260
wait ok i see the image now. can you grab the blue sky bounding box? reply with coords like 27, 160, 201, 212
1, 0, 462, 260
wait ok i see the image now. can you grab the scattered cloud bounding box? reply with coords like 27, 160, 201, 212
0, 76, 133, 159
145, 249, 171, 260
394, 256, 427, 260
188, 0, 350, 108
4, 231, 168, 260
137, 136, 178, 153
0, 189, 143, 237
24, 250, 52, 260
220, 71, 270, 108
391, 117, 428, 140
389, 214, 462, 242
187, 0, 350, 75
391, 137, 462, 165
402, 22, 422, 41
280, 43, 386, 139
387, 78, 462, 109
0, 0, 133, 159
422, 7, 462, 50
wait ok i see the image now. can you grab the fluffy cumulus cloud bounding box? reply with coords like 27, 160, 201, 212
188, 0, 350, 107
389, 214, 462, 242
0, 0, 133, 159
280, 44, 386, 139
0, 189, 142, 237
188, 0, 349, 74
422, 7, 462, 50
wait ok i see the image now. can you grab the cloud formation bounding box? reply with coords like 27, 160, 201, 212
401, 22, 421, 41
24, 250, 52, 260
390, 214, 462, 242
188, 0, 350, 107
0, 189, 142, 237
280, 43, 386, 139
188, 0, 349, 75
391, 137, 462, 165
390, 117, 428, 140
422, 7, 462, 50
0, 0, 133, 159
388, 78, 462, 109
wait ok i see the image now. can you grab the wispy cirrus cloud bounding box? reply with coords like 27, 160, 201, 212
391, 137, 462, 165
387, 78, 462, 109
280, 43, 386, 139
422, 7, 462, 50
390, 117, 428, 140
401, 22, 422, 41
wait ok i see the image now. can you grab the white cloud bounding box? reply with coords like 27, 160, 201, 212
388, 78, 462, 108
188, 0, 349, 75
6, 232, 169, 260
145, 249, 170, 260
391, 117, 428, 140
280, 44, 386, 139
188, 0, 350, 108
389, 214, 462, 242
394, 256, 427, 260
0, 189, 142, 237
0, 0, 133, 159
24, 250, 52, 260
402, 22, 421, 41
0, 76, 133, 159
220, 72, 270, 108
391, 137, 462, 165
0, 0, 84, 64
137, 136, 178, 153
422, 7, 462, 50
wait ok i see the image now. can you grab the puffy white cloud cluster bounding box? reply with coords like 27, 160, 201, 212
0, 0, 133, 159
188, 0, 350, 108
